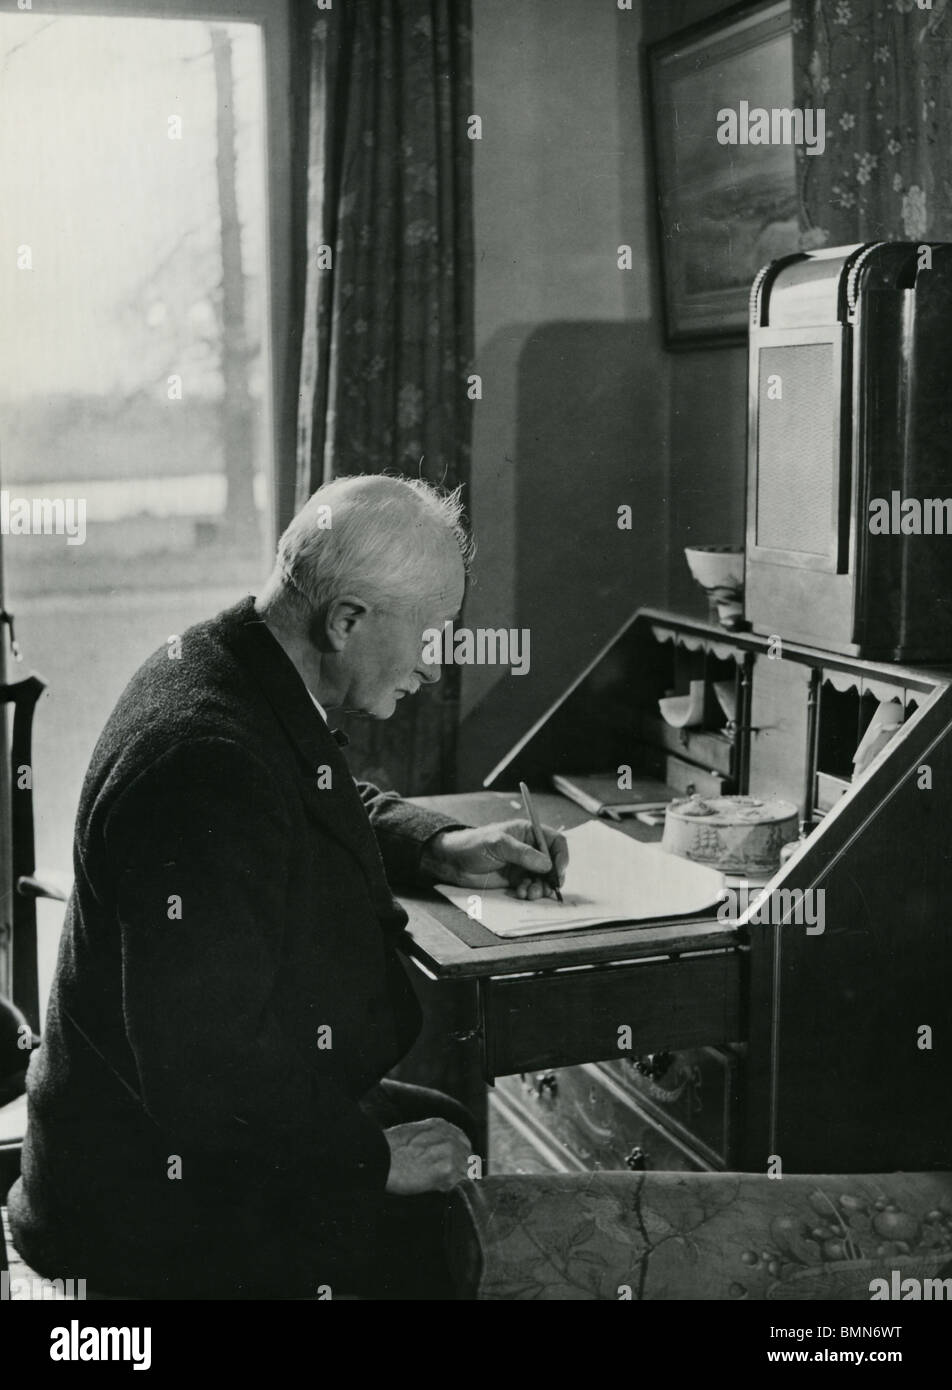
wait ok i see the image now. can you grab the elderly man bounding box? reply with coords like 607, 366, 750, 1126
9, 475, 567, 1300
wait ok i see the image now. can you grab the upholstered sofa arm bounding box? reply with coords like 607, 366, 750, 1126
445, 1171, 952, 1301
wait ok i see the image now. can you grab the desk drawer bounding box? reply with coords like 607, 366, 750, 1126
482, 951, 741, 1078
641, 717, 735, 780
493, 1065, 710, 1173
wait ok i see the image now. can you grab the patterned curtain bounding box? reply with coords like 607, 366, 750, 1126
296, 0, 474, 795
794, 0, 952, 244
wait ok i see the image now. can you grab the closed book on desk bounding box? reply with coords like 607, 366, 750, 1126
552, 772, 674, 818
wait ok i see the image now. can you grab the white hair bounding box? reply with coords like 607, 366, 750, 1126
271, 473, 474, 617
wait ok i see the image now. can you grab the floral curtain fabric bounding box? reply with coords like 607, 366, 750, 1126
296, 0, 474, 794
794, 0, 952, 245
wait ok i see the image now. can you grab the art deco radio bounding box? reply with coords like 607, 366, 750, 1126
746, 241, 952, 661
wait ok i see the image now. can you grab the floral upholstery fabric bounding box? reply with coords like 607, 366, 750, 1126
446, 1171, 952, 1301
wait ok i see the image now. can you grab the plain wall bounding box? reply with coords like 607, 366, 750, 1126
641, 0, 750, 615
459, 0, 749, 786
459, 0, 670, 786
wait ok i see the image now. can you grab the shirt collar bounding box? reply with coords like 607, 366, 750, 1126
218, 598, 347, 747
312, 695, 349, 745
307, 688, 347, 746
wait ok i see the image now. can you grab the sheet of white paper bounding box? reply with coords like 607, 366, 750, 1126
435, 818, 726, 938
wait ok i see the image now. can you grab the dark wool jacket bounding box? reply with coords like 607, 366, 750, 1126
9, 597, 463, 1297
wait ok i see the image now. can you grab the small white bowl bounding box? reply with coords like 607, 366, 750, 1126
684, 546, 745, 595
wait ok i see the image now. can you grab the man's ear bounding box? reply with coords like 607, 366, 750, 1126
321, 595, 370, 652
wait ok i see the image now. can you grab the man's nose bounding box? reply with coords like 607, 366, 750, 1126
418, 662, 441, 685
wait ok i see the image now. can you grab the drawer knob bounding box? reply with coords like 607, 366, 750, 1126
534, 1071, 558, 1099
625, 1146, 648, 1171
634, 1051, 673, 1081
449, 1027, 481, 1044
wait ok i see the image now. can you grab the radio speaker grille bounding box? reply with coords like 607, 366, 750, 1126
756, 343, 837, 557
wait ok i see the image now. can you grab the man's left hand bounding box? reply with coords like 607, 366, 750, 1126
421, 821, 569, 900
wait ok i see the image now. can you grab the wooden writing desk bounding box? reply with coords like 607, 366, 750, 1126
401, 790, 742, 1081
396, 610, 952, 1174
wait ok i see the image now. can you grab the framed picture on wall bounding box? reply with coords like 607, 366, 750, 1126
648, 0, 800, 348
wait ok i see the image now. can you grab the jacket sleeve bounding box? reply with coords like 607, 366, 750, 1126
105, 737, 392, 1194
355, 781, 469, 888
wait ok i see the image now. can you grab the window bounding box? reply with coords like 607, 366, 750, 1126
0, 3, 291, 1019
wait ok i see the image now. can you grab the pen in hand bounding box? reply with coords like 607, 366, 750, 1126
518, 781, 564, 903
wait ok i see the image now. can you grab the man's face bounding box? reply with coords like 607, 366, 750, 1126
336, 545, 465, 720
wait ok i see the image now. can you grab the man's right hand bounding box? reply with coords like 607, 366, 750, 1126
383, 1118, 472, 1195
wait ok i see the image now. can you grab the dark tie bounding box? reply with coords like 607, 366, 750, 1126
330, 728, 350, 748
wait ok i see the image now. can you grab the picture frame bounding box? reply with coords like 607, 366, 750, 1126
648, 0, 799, 349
